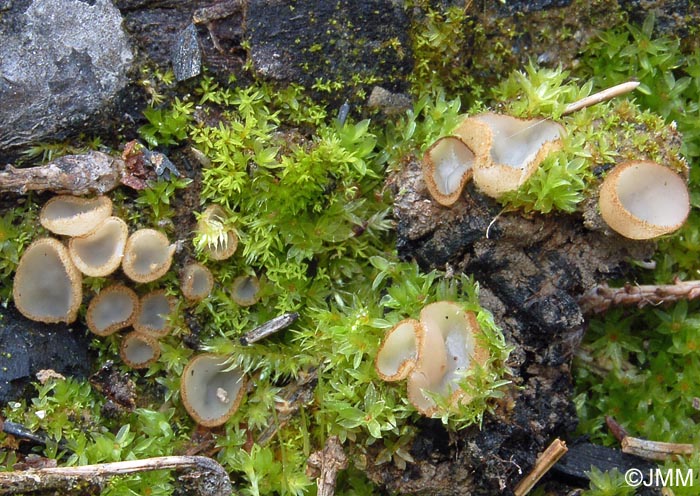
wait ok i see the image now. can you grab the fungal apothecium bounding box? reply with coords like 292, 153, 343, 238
376, 301, 490, 416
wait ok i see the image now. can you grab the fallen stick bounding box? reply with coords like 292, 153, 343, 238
0, 151, 124, 195
514, 438, 568, 496
562, 81, 640, 116
578, 279, 700, 315
306, 436, 348, 496
621, 436, 694, 462
0, 455, 233, 496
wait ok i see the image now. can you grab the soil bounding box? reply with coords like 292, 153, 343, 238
362, 156, 657, 494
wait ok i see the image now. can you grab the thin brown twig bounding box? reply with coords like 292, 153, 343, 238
562, 81, 640, 116
513, 438, 568, 496
578, 279, 700, 315
306, 436, 348, 496
621, 436, 694, 462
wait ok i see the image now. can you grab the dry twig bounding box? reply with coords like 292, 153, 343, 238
578, 279, 700, 315
306, 436, 348, 496
514, 438, 568, 496
0, 456, 233, 496
0, 151, 124, 195
562, 81, 640, 116
621, 437, 694, 462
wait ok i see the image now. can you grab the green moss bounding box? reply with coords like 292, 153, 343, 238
4, 8, 700, 495
0, 203, 42, 303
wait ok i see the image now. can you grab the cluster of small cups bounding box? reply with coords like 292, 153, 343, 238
422, 112, 690, 239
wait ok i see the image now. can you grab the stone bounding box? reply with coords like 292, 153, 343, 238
0, 306, 94, 404
246, 0, 412, 102
0, 0, 134, 152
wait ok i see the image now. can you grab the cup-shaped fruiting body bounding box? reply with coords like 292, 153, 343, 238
180, 353, 247, 427
40, 195, 113, 236
120, 331, 161, 369
69, 216, 128, 277
416, 302, 489, 411
198, 205, 238, 261
454, 113, 565, 198
86, 284, 139, 336
231, 275, 260, 307
375, 319, 421, 381
122, 229, 176, 283
13, 238, 82, 324
375, 301, 491, 416
599, 160, 690, 240
134, 289, 175, 338
180, 263, 214, 302
422, 136, 476, 206
406, 314, 448, 416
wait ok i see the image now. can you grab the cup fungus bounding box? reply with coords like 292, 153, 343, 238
375, 319, 421, 382
375, 301, 490, 416
598, 160, 690, 240
39, 195, 113, 236
119, 331, 161, 369
422, 136, 476, 206
86, 284, 139, 336
198, 205, 238, 261
13, 237, 82, 324
231, 275, 260, 307
134, 290, 175, 338
412, 302, 490, 413
454, 113, 565, 198
122, 229, 176, 283
180, 353, 247, 427
180, 263, 214, 302
69, 216, 128, 277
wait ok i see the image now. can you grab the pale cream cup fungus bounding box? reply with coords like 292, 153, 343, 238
599, 160, 690, 240
133, 289, 175, 338
122, 229, 176, 283
375, 301, 491, 416
69, 216, 128, 277
40, 195, 113, 236
119, 331, 161, 369
13, 237, 82, 324
180, 263, 214, 302
454, 113, 565, 198
86, 284, 139, 336
422, 136, 476, 206
406, 313, 448, 416
231, 274, 260, 307
417, 301, 490, 411
375, 319, 421, 382
180, 353, 247, 427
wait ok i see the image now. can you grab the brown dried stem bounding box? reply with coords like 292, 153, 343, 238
562, 81, 640, 116
513, 438, 568, 496
306, 436, 348, 496
621, 436, 694, 462
0, 151, 124, 195
0, 456, 233, 496
578, 279, 700, 315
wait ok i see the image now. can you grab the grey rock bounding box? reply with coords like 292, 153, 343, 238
0, 306, 94, 404
247, 0, 412, 103
172, 23, 201, 82
0, 0, 133, 151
